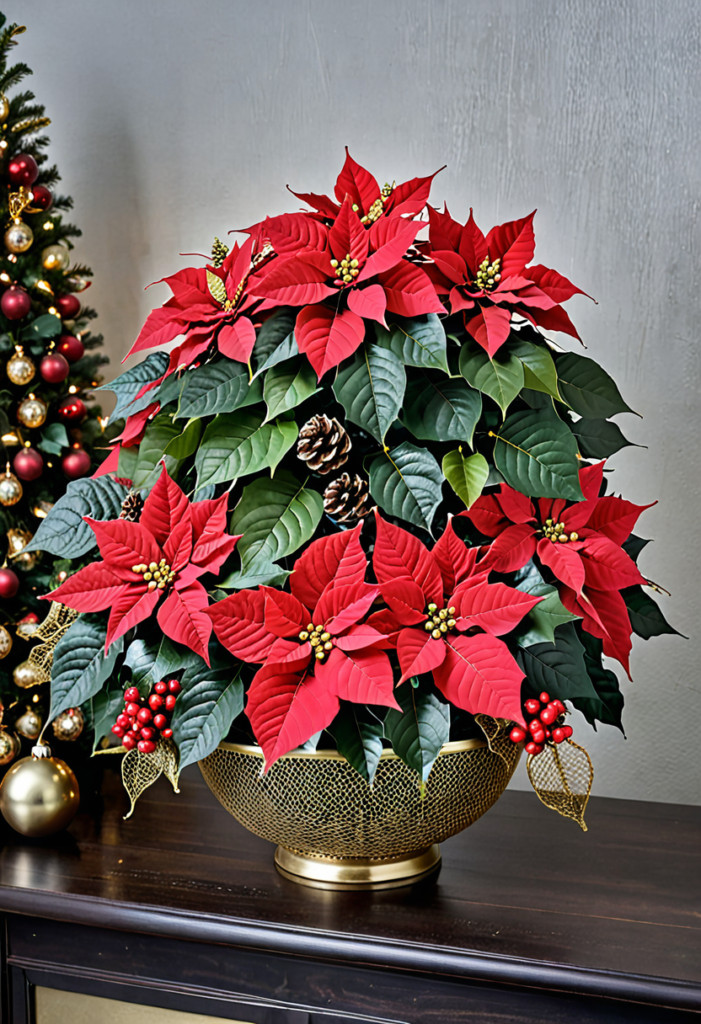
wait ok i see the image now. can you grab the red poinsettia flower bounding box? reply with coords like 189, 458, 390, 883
371, 513, 541, 725
207, 524, 398, 766
425, 205, 591, 356
45, 466, 239, 662
462, 462, 654, 674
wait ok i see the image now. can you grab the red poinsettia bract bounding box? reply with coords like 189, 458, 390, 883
462, 462, 654, 674
46, 466, 239, 662
370, 513, 541, 726
247, 197, 443, 377
207, 524, 398, 766
425, 205, 590, 356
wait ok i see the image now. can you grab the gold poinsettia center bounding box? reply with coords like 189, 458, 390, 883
330, 252, 360, 285
541, 519, 579, 544
424, 603, 457, 640
475, 256, 502, 291
131, 559, 177, 591
299, 622, 334, 662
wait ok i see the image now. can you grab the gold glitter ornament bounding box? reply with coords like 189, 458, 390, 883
0, 467, 22, 506
6, 348, 35, 385
0, 743, 79, 836
41, 243, 70, 272
17, 395, 47, 429
7, 528, 40, 571
12, 659, 43, 689
52, 707, 85, 742
15, 617, 39, 641
4, 220, 33, 254
0, 94, 9, 122
0, 730, 20, 766
14, 708, 42, 741
0, 624, 11, 658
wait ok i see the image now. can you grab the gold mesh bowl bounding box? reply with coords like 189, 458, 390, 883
199, 720, 521, 890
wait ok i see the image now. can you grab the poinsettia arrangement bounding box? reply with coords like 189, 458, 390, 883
33, 151, 676, 817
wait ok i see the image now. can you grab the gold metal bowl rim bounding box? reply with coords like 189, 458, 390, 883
216, 736, 487, 761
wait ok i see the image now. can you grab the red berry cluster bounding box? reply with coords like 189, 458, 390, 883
111, 679, 181, 753
509, 691, 573, 756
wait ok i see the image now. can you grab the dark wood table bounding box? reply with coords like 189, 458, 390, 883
0, 763, 698, 1023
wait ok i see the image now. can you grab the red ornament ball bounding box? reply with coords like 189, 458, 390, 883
7, 153, 39, 187
55, 294, 81, 319
40, 352, 70, 384
1, 286, 31, 321
0, 568, 19, 600
12, 447, 43, 481
56, 333, 84, 362
57, 396, 86, 423
61, 447, 91, 479
28, 184, 53, 211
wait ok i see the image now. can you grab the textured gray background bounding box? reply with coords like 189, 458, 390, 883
6, 0, 699, 803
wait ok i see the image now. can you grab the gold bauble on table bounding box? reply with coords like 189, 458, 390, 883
17, 395, 47, 429
0, 94, 9, 122
6, 349, 35, 386
4, 219, 33, 254
41, 243, 70, 272
0, 743, 80, 836
0, 624, 12, 658
0, 730, 20, 766
0, 468, 22, 506
52, 707, 85, 742
14, 708, 42, 740
13, 660, 43, 690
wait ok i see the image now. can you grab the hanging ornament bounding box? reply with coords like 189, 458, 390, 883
0, 94, 9, 122
52, 707, 85, 742
14, 709, 43, 741
1, 285, 31, 320
7, 154, 39, 187
6, 347, 35, 385
0, 743, 80, 837
66, 274, 90, 292
17, 395, 47, 429
56, 293, 81, 318
15, 612, 40, 640
26, 184, 53, 212
39, 351, 69, 384
61, 447, 91, 480
12, 446, 43, 481
0, 567, 19, 599
41, 243, 70, 272
13, 660, 44, 690
0, 624, 12, 658
56, 332, 84, 361
57, 395, 86, 424
31, 499, 53, 520
0, 730, 20, 767
7, 527, 40, 571
297, 414, 352, 474
4, 219, 34, 254
0, 466, 22, 506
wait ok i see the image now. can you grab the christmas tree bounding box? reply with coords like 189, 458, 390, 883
0, 17, 109, 765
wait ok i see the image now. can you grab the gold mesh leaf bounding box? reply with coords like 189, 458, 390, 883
475, 715, 515, 767
26, 602, 78, 682
121, 739, 180, 819
526, 737, 594, 831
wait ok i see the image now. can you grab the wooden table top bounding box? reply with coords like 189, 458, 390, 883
0, 763, 699, 1012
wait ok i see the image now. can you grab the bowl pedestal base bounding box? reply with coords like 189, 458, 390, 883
274, 843, 442, 890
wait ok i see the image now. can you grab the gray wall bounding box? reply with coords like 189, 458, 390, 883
8, 0, 699, 803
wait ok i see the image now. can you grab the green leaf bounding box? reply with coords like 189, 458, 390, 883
252, 309, 297, 369
132, 414, 182, 490
226, 470, 323, 580
509, 338, 560, 398
117, 444, 138, 482
514, 563, 579, 645
23, 312, 61, 342
622, 586, 681, 639
442, 450, 489, 508
459, 344, 524, 417
164, 418, 202, 461
384, 684, 450, 783
100, 352, 169, 422
38, 421, 69, 456
573, 632, 625, 732
571, 417, 639, 459
91, 688, 125, 750
171, 653, 244, 772
175, 362, 261, 420
195, 410, 297, 490
367, 442, 443, 534
333, 341, 406, 443
156, 370, 186, 410
492, 407, 583, 500
330, 703, 384, 784
152, 635, 202, 680
263, 358, 318, 421
402, 374, 481, 444
219, 564, 291, 590
556, 352, 637, 418
123, 638, 159, 693
516, 622, 599, 703
376, 314, 449, 374
253, 332, 298, 377
24, 476, 126, 556
50, 618, 124, 721
205, 268, 227, 305
623, 533, 650, 563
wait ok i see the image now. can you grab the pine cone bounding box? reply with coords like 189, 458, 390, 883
297, 414, 351, 474
119, 490, 144, 522
323, 473, 371, 523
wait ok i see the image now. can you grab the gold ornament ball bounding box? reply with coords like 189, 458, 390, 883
17, 396, 47, 429
0, 94, 9, 122
0, 624, 12, 659
52, 707, 85, 742
41, 243, 70, 272
0, 730, 20, 766
15, 708, 43, 740
7, 526, 32, 557
0, 747, 80, 837
13, 660, 43, 690
4, 220, 34, 254
0, 470, 22, 507
6, 351, 35, 386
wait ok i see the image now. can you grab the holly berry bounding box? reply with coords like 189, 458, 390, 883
154, 680, 168, 695
111, 724, 125, 737
122, 734, 136, 750
167, 679, 181, 694
138, 740, 156, 754
524, 698, 541, 715
161, 728, 173, 739
165, 694, 177, 711
136, 707, 152, 724
114, 678, 180, 751
510, 691, 573, 756
153, 713, 167, 730
139, 727, 155, 741
124, 687, 140, 702
148, 694, 164, 710
125, 701, 140, 717
509, 725, 527, 744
